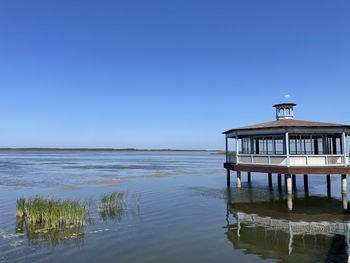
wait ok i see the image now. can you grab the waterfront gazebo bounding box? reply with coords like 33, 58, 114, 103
223, 103, 350, 197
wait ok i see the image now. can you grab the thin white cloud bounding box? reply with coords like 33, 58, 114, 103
284, 94, 291, 98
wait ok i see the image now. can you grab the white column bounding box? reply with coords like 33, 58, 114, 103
343, 132, 348, 166
235, 134, 239, 164
225, 136, 228, 162
285, 131, 290, 167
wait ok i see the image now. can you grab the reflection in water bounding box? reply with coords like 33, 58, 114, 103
15, 218, 85, 247
225, 188, 350, 262
98, 206, 140, 222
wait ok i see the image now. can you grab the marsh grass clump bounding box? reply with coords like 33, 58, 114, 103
99, 192, 126, 210
84, 196, 94, 216
98, 192, 132, 221
16, 196, 86, 227
16, 197, 26, 217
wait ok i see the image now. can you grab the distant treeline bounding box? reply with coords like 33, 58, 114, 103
0, 148, 222, 152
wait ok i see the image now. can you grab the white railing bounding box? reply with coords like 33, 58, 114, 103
227, 153, 349, 166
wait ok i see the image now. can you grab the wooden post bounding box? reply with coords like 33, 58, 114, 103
326, 174, 331, 196
277, 174, 282, 192
268, 173, 272, 189
286, 174, 292, 194
237, 171, 241, 188
342, 132, 348, 166
284, 174, 287, 190
247, 172, 251, 182
226, 169, 230, 187
342, 174, 347, 194
304, 174, 309, 193
292, 174, 296, 190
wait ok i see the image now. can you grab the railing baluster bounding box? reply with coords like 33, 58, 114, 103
230, 154, 346, 166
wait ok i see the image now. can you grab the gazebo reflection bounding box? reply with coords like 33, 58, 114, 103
224, 188, 350, 262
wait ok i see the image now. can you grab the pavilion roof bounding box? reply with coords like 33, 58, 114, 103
222, 119, 350, 134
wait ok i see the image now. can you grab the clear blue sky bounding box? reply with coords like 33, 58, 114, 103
0, 0, 349, 149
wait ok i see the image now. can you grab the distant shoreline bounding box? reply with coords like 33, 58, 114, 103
0, 148, 223, 152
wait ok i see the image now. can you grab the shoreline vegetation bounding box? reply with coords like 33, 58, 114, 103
0, 148, 222, 152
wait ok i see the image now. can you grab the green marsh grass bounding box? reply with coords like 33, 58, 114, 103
16, 197, 26, 217
16, 196, 86, 227
98, 192, 134, 221
99, 192, 126, 210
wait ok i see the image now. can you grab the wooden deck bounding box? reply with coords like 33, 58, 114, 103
224, 163, 350, 174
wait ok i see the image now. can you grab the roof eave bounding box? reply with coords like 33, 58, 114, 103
223, 125, 350, 134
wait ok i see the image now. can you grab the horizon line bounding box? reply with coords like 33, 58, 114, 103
0, 147, 223, 152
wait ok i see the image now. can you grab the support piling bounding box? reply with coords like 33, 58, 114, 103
343, 193, 348, 210
277, 174, 282, 192
326, 174, 331, 196
237, 171, 241, 188
286, 174, 292, 194
226, 169, 230, 187
304, 174, 309, 194
292, 174, 296, 190
342, 174, 347, 194
284, 174, 288, 191
287, 194, 293, 211
268, 173, 272, 189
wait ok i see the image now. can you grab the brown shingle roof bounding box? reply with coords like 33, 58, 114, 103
222, 119, 350, 134
272, 102, 296, 107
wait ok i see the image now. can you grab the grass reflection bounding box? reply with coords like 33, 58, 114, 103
15, 217, 85, 247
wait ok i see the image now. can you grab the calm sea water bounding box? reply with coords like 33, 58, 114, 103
0, 151, 349, 263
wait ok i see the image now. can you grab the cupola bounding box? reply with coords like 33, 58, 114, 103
272, 103, 296, 120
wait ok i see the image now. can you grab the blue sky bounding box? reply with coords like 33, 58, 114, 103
0, 0, 349, 149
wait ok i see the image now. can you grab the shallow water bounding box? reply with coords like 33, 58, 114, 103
0, 151, 349, 262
